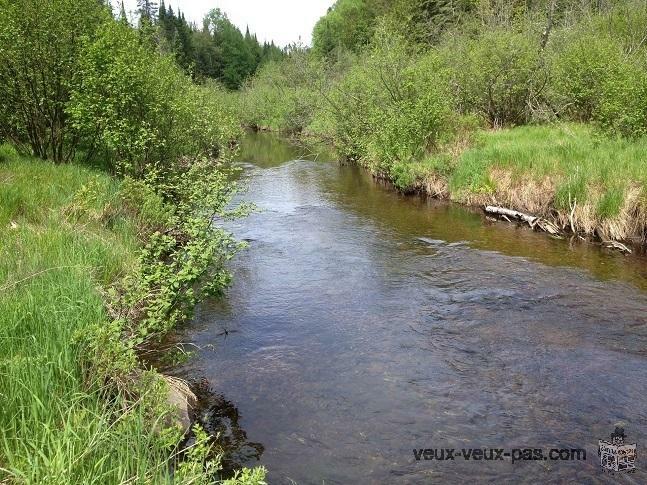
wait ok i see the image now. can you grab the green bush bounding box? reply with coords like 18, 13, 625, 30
68, 21, 240, 176
312, 0, 387, 57
239, 51, 325, 133
549, 32, 647, 138
448, 29, 542, 127
328, 24, 454, 177
120, 177, 174, 234
549, 33, 626, 122
596, 60, 647, 138
0, 0, 109, 162
548, 1, 647, 137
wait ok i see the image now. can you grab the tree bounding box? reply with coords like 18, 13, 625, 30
119, 0, 129, 25
137, 0, 158, 21
203, 9, 258, 88
0, 0, 109, 161
312, 0, 390, 57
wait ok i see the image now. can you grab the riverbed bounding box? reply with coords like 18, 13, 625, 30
176, 132, 647, 484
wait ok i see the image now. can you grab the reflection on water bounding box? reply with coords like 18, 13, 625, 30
176, 132, 647, 483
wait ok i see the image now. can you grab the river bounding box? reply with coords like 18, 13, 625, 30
175, 132, 647, 484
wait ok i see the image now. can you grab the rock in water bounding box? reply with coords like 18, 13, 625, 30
163, 375, 197, 435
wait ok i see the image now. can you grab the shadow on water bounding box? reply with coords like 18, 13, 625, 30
235, 130, 336, 169
174, 132, 647, 483
325, 164, 647, 290
186, 380, 264, 476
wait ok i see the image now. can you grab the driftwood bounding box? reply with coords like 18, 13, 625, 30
484, 206, 560, 235
485, 205, 633, 253
603, 240, 632, 254
594, 228, 633, 254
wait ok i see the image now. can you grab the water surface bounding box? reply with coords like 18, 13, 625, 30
177, 132, 647, 484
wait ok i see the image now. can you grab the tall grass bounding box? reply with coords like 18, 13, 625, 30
451, 124, 647, 216
0, 148, 208, 483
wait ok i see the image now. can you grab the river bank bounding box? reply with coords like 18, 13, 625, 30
0, 147, 264, 483
254, 123, 647, 253
397, 124, 647, 252
235, 0, 647, 254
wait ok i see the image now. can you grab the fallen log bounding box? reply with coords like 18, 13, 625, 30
484, 206, 560, 235
485, 206, 632, 253
604, 240, 632, 254
485, 206, 536, 223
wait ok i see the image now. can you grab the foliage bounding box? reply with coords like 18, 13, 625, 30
0, 0, 109, 162
312, 0, 390, 57
0, 149, 265, 484
101, 161, 245, 367
68, 21, 240, 176
548, 33, 625, 121
547, 1, 647, 136
222, 467, 269, 485
448, 28, 543, 127
244, 0, 647, 205
239, 48, 327, 133
158, 4, 284, 88
0, 1, 266, 482
324, 23, 454, 180
595, 61, 647, 138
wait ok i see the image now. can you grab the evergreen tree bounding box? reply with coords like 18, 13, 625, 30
118, 0, 128, 25
158, 0, 166, 22
137, 0, 158, 21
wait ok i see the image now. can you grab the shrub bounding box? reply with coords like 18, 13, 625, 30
329, 24, 454, 176
448, 29, 542, 127
548, 33, 626, 122
548, 1, 647, 136
596, 60, 647, 138
0, 0, 109, 161
68, 22, 240, 176
239, 51, 325, 133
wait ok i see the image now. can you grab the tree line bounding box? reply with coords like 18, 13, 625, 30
241, 0, 647, 149
152, 1, 284, 88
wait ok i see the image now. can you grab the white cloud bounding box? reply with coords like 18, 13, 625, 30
116, 0, 335, 46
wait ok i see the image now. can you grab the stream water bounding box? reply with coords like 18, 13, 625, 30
175, 132, 647, 484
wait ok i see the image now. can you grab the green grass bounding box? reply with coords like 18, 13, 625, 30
446, 123, 647, 217
0, 147, 194, 483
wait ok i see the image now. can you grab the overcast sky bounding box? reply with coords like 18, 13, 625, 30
117, 1, 335, 46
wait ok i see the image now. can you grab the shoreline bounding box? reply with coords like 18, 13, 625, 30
252, 125, 646, 255
0, 150, 259, 483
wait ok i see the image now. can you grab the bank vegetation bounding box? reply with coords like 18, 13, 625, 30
0, 0, 264, 482
237, 0, 647, 247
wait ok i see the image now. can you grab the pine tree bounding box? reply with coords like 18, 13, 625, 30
158, 0, 166, 22
137, 0, 158, 21
118, 0, 128, 25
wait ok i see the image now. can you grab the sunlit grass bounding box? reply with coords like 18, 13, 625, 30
0, 148, 179, 483
449, 123, 647, 216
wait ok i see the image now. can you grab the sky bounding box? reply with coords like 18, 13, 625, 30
117, 0, 335, 46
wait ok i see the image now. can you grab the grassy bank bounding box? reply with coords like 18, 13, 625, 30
401, 124, 647, 244
0, 148, 262, 483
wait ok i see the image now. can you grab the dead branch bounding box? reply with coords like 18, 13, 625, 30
484, 205, 560, 235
